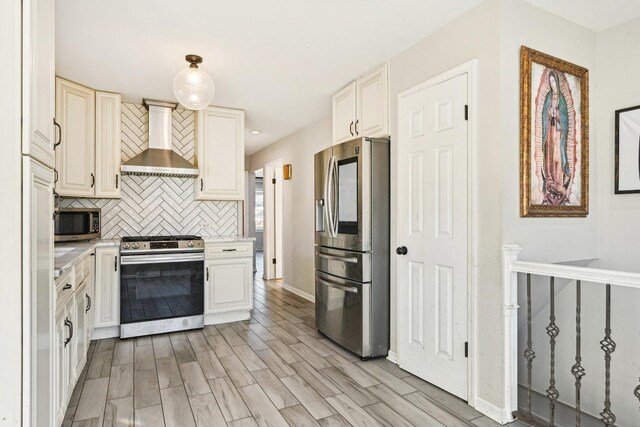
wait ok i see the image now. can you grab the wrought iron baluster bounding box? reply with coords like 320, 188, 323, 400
570, 280, 586, 427
599, 284, 616, 427
522, 273, 536, 422
546, 277, 560, 426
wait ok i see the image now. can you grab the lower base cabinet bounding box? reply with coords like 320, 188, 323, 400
204, 241, 254, 322
54, 294, 75, 426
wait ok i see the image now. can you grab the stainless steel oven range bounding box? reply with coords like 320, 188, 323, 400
119, 235, 205, 339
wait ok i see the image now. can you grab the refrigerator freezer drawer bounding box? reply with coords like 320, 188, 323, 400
315, 246, 371, 283
315, 271, 370, 357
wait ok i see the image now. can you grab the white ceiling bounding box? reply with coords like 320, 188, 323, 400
524, 0, 640, 32
56, 0, 485, 154
57, 1, 640, 155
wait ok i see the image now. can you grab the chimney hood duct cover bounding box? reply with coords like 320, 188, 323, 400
120, 99, 199, 177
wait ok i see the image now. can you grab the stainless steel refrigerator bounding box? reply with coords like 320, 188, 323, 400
314, 137, 389, 359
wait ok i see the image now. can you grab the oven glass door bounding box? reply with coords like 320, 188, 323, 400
120, 253, 204, 324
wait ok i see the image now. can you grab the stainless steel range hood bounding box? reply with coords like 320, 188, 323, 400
120, 99, 199, 177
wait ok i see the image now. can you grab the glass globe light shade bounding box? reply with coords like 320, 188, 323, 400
173, 65, 215, 110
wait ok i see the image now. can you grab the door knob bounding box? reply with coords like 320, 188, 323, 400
396, 246, 408, 255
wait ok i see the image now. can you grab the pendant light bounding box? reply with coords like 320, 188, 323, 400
172, 54, 215, 110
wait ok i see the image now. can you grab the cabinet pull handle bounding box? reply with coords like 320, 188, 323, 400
63, 283, 72, 290
91, 173, 95, 188
354, 119, 359, 136
86, 293, 91, 312
222, 248, 237, 252
54, 169, 59, 183
206, 267, 209, 281
115, 174, 119, 189
200, 178, 204, 191
349, 121, 354, 136
53, 118, 62, 149
114, 256, 118, 271
64, 318, 72, 346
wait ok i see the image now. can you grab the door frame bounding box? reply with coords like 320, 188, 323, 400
263, 159, 284, 281
395, 59, 478, 405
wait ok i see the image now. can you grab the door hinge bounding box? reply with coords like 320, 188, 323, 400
272, 258, 276, 264
272, 178, 276, 184
464, 341, 469, 358
464, 105, 469, 121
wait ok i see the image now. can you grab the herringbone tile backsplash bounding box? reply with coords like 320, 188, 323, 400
61, 103, 240, 238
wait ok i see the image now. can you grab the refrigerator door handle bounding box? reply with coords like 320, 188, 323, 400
317, 277, 358, 293
331, 156, 339, 237
317, 253, 358, 263
325, 156, 336, 237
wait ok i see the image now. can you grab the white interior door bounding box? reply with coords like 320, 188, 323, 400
263, 161, 283, 280
397, 73, 469, 400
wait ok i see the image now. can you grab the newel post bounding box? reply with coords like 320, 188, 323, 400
502, 244, 522, 421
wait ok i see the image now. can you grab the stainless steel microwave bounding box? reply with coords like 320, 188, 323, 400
54, 208, 101, 242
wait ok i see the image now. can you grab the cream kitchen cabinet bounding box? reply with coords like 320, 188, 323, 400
73, 282, 88, 377
55, 77, 122, 198
93, 246, 120, 332
204, 240, 253, 324
195, 106, 245, 201
332, 63, 389, 145
22, 0, 56, 168
55, 77, 95, 197
53, 285, 75, 427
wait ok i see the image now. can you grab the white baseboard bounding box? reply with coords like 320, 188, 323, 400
92, 326, 120, 340
283, 283, 315, 302
386, 350, 398, 364
205, 311, 251, 325
474, 396, 513, 425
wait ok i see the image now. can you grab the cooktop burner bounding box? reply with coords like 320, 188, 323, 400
121, 235, 201, 242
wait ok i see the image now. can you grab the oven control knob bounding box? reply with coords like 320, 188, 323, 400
132, 242, 140, 249
122, 243, 130, 249
187, 241, 194, 248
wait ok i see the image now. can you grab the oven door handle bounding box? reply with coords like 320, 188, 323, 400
120, 253, 205, 265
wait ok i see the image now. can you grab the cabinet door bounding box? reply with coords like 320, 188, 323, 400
205, 258, 253, 314
86, 254, 95, 344
55, 77, 95, 197
95, 92, 122, 198
196, 107, 245, 200
356, 63, 389, 138
23, 157, 54, 427
94, 247, 120, 328
332, 82, 356, 145
22, 0, 55, 167
64, 296, 76, 401
54, 309, 67, 426
73, 283, 87, 378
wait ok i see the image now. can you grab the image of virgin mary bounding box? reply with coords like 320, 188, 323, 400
541, 70, 571, 205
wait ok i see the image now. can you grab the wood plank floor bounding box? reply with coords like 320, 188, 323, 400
63, 265, 527, 427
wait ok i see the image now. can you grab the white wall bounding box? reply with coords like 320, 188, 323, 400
247, 116, 332, 298
499, 0, 599, 263
388, 0, 504, 408
595, 17, 640, 272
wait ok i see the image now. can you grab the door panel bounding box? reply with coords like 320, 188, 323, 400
356, 64, 389, 138
95, 92, 122, 198
397, 73, 469, 400
314, 146, 334, 248
315, 272, 367, 356
332, 82, 356, 145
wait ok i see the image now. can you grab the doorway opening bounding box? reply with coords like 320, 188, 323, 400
254, 168, 264, 275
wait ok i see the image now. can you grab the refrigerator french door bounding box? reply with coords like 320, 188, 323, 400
314, 137, 389, 358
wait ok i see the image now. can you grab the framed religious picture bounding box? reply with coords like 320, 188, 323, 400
520, 46, 589, 217
615, 105, 640, 194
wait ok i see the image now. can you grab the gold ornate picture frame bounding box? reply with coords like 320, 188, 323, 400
520, 46, 589, 217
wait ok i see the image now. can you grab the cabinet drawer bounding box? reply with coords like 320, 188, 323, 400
205, 242, 252, 259
74, 254, 92, 284
55, 268, 75, 309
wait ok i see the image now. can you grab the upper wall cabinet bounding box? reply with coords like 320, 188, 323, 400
95, 92, 122, 198
22, 0, 55, 168
55, 77, 122, 198
195, 106, 245, 201
332, 63, 389, 145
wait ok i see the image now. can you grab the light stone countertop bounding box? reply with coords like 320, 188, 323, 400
202, 235, 256, 243
54, 239, 120, 279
